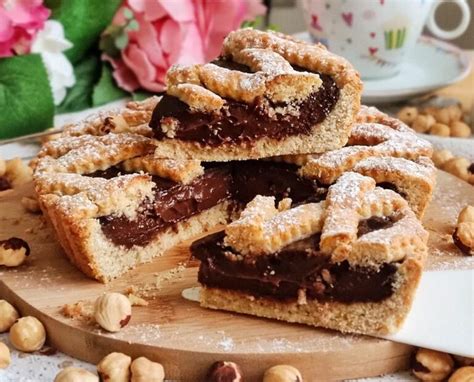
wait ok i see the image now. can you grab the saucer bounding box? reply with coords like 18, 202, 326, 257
294, 33, 472, 105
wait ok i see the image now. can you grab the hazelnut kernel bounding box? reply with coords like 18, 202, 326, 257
430, 123, 450, 137
448, 366, 474, 382
130, 357, 165, 382
397, 106, 418, 124
0, 237, 30, 267
447, 104, 463, 122
450, 121, 472, 138
458, 206, 474, 224
5, 158, 33, 188
0, 342, 11, 369
432, 149, 454, 167
97, 352, 131, 382
0, 300, 19, 332
94, 293, 132, 332
207, 361, 243, 382
412, 348, 453, 381
430, 107, 452, 125
442, 157, 470, 181
412, 115, 435, 133
54, 367, 99, 382
263, 364, 303, 382
9, 316, 46, 352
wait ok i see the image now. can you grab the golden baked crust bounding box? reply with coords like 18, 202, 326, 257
33, 128, 219, 282
152, 29, 362, 161
196, 172, 428, 335
268, 106, 436, 218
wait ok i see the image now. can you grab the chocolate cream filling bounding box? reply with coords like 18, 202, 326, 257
149, 61, 340, 145
192, 231, 399, 303
85, 161, 325, 248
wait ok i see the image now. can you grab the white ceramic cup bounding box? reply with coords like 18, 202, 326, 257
301, 0, 471, 79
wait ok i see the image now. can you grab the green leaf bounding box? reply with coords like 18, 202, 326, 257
0, 54, 54, 139
56, 54, 101, 114
45, 0, 122, 63
132, 90, 155, 101
92, 63, 128, 107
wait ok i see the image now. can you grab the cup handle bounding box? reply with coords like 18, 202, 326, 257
426, 0, 471, 40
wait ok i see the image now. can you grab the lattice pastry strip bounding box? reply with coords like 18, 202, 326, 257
320, 172, 375, 256
224, 195, 324, 256
166, 47, 322, 110
121, 155, 204, 184
61, 97, 160, 137
35, 134, 155, 175
347, 188, 429, 266
300, 122, 433, 184
38, 173, 154, 219
222, 29, 360, 88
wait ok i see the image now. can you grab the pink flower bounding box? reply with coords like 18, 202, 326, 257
104, 0, 266, 92
0, 0, 50, 57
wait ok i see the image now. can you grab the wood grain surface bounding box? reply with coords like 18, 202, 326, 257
0, 170, 472, 381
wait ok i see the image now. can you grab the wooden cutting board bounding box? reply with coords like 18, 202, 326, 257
0, 171, 472, 381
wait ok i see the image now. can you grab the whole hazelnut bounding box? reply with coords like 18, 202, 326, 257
0, 237, 30, 267
94, 293, 132, 332
453, 222, 474, 256
432, 149, 454, 168
447, 104, 463, 122
206, 361, 242, 382
97, 352, 131, 382
397, 106, 419, 124
0, 300, 19, 332
412, 115, 435, 133
448, 366, 474, 382
442, 157, 471, 181
263, 364, 303, 382
450, 121, 472, 138
429, 107, 452, 125
458, 206, 474, 224
0, 341, 11, 369
454, 355, 474, 367
130, 356, 165, 382
429, 123, 450, 137
412, 348, 454, 381
9, 316, 46, 352
54, 367, 99, 382
21, 196, 40, 214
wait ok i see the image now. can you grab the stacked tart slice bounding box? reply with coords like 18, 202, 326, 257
33, 29, 435, 335
192, 173, 428, 335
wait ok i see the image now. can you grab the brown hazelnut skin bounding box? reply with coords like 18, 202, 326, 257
9, 316, 46, 352
397, 107, 419, 124
454, 355, 474, 367
263, 364, 303, 382
206, 361, 243, 382
448, 366, 474, 382
0, 300, 19, 332
429, 123, 450, 137
412, 348, 454, 381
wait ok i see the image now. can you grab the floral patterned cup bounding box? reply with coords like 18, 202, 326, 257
301, 0, 471, 79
